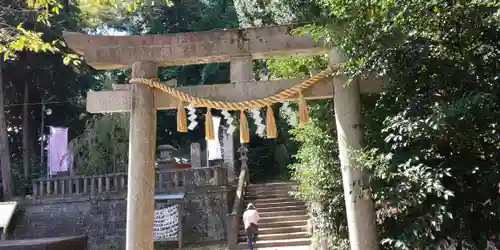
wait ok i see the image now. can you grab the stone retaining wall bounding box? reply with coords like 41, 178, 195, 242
10, 187, 232, 250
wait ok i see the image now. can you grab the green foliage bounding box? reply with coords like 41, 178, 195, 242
0, 0, 97, 195
70, 114, 129, 176
3, 0, 102, 182
10, 157, 45, 195
267, 56, 329, 79
77, 0, 174, 29
0, 0, 80, 65
289, 101, 350, 250
233, 0, 329, 27
269, 0, 500, 249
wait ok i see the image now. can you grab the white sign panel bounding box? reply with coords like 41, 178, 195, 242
0, 202, 17, 231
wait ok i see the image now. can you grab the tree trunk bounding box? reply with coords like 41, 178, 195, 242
23, 80, 30, 186
0, 61, 14, 200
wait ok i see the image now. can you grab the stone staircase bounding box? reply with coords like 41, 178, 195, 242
237, 182, 311, 249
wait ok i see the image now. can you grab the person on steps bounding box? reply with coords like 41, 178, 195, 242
243, 203, 260, 250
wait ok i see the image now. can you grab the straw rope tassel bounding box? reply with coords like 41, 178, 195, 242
240, 110, 250, 143
266, 105, 277, 139
205, 108, 215, 140
177, 99, 188, 133
298, 92, 310, 127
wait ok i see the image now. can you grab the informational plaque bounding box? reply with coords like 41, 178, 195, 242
154, 194, 184, 249
0, 202, 17, 234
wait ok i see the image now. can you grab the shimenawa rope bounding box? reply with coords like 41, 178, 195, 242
129, 65, 338, 142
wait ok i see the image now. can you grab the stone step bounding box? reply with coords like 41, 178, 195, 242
237, 238, 311, 249
245, 200, 306, 209
247, 183, 296, 189
248, 181, 297, 187
247, 186, 296, 192
259, 214, 309, 224
246, 189, 295, 196
238, 231, 308, 242
259, 209, 307, 218
246, 197, 298, 204
239, 225, 307, 236
247, 183, 296, 191
237, 182, 311, 249
247, 183, 296, 188
255, 205, 307, 213
241, 220, 308, 230
245, 193, 295, 200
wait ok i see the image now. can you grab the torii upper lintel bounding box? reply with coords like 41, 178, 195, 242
63, 24, 329, 70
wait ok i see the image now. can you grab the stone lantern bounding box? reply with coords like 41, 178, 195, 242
157, 144, 177, 169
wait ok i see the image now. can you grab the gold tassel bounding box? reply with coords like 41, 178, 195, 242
205, 108, 215, 140
266, 105, 277, 139
299, 92, 310, 127
240, 110, 250, 143
176, 100, 187, 133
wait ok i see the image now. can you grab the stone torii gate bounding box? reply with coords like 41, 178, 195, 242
63, 24, 382, 250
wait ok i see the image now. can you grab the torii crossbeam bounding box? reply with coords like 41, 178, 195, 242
86, 77, 383, 113
64, 24, 381, 250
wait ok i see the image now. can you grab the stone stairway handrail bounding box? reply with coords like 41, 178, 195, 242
227, 168, 248, 249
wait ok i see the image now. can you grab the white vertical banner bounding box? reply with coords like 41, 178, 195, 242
207, 116, 222, 160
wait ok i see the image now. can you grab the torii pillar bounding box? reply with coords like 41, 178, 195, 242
331, 51, 379, 250
126, 61, 158, 250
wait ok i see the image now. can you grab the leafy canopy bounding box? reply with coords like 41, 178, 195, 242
267, 0, 500, 249
0, 0, 81, 64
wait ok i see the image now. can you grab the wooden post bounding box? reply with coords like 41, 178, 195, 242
330, 50, 379, 250
125, 61, 158, 250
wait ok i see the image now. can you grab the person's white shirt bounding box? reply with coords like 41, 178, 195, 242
243, 209, 260, 229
